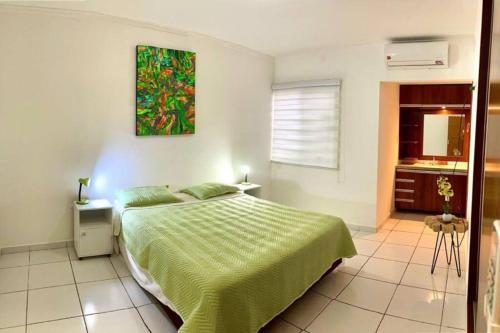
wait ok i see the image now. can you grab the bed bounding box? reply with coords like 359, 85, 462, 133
115, 192, 356, 333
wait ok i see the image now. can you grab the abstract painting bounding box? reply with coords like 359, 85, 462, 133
136, 45, 196, 136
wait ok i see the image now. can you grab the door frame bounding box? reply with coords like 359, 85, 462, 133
468, 0, 494, 331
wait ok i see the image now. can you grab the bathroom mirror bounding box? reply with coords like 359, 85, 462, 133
422, 114, 466, 157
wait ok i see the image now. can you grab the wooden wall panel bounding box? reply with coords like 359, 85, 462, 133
400, 84, 472, 105
398, 84, 472, 162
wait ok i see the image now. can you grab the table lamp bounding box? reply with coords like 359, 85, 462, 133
240, 165, 250, 185
77, 177, 91, 205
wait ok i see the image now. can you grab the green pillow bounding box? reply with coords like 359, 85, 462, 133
180, 183, 239, 200
116, 185, 182, 208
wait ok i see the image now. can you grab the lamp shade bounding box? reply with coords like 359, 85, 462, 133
79, 177, 91, 187
240, 165, 250, 174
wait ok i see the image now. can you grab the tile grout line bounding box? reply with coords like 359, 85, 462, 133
0, 274, 130, 296
351, 217, 458, 332
74, 275, 127, 287
375, 219, 425, 332
300, 245, 375, 332
279, 318, 304, 331
306, 220, 461, 332
1, 248, 154, 332
280, 296, 328, 332
336, 220, 399, 332
302, 269, 358, 332
332, 298, 446, 327
68, 248, 89, 333
110, 256, 153, 333
23, 307, 146, 327
290, 225, 385, 332
3, 220, 466, 333
439, 238, 452, 332
25, 251, 30, 333
376, 219, 411, 332
21, 315, 86, 328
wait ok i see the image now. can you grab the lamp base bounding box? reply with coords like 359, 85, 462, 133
76, 199, 90, 205
240, 182, 251, 185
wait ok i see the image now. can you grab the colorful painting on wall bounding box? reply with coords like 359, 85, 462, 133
136, 45, 196, 136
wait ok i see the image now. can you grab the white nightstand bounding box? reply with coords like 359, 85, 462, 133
73, 199, 113, 259
235, 183, 262, 196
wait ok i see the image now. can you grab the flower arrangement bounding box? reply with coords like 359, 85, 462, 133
437, 176, 454, 215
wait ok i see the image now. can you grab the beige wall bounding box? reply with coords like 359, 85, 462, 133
376, 83, 399, 228
272, 37, 476, 230
0, 6, 274, 249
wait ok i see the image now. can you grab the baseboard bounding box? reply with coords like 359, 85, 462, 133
1, 239, 73, 255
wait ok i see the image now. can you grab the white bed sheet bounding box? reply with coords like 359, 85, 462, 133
119, 237, 182, 315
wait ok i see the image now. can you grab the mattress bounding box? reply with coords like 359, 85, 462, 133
118, 193, 356, 333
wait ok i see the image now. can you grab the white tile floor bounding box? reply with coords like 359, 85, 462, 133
0, 214, 467, 333
266, 214, 467, 333
0, 247, 176, 333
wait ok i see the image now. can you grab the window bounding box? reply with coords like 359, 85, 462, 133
271, 80, 341, 169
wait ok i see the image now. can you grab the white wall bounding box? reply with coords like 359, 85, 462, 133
272, 37, 476, 229
0, 6, 274, 249
376, 83, 399, 228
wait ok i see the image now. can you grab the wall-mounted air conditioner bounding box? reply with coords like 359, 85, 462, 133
385, 41, 449, 69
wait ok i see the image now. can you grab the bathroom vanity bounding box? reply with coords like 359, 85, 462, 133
395, 84, 471, 216
395, 163, 468, 215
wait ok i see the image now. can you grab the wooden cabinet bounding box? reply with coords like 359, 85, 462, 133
395, 169, 467, 216
398, 84, 472, 162
399, 108, 422, 159
400, 84, 472, 105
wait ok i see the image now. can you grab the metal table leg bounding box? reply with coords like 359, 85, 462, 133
450, 230, 462, 277
431, 230, 445, 274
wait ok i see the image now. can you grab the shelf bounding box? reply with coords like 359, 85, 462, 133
80, 218, 111, 228
400, 103, 471, 109
79, 208, 110, 226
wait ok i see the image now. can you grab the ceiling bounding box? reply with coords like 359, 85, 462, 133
13, 0, 478, 55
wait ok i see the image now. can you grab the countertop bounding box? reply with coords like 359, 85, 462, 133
396, 161, 468, 174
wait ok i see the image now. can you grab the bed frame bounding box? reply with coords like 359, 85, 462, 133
159, 258, 343, 331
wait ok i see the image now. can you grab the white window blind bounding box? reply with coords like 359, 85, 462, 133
271, 79, 341, 169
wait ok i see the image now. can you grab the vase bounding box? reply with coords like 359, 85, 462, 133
442, 213, 453, 222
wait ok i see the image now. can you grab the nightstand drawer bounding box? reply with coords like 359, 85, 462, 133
78, 225, 113, 257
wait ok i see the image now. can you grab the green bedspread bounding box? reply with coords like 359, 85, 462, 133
121, 194, 356, 333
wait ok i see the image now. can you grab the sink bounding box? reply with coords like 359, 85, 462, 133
398, 161, 469, 172
411, 163, 444, 169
